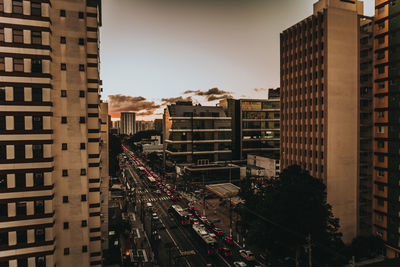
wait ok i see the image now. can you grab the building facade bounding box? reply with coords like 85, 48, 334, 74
223, 89, 280, 160
0, 0, 104, 266
120, 112, 135, 135
163, 101, 232, 165
154, 118, 162, 133
135, 120, 153, 133
280, 0, 364, 243
372, 0, 400, 257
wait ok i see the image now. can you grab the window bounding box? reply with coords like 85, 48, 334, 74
33, 144, 43, 158
80, 117, 86, 123
15, 173, 25, 188
378, 36, 385, 44
80, 169, 86, 176
0, 0, 3, 13
79, 64, 85, 71
60, 9, 66, 17
60, 36, 66, 44
378, 169, 385, 177
35, 228, 45, 243
32, 115, 43, 130
12, 0, 23, 14
79, 12, 84, 19
36, 256, 46, 267
16, 201, 27, 216
81, 194, 86, 202
378, 82, 385, 89
32, 88, 42, 102
0, 145, 5, 160
0, 87, 4, 101
13, 87, 24, 102
61, 117, 67, 124
14, 144, 25, 159
378, 96, 385, 104
0, 203, 6, 217
378, 155, 385, 163
377, 126, 385, 134
62, 196, 68, 203
378, 22, 385, 30
62, 170, 68, 177
0, 116, 4, 130
61, 63, 66, 70
34, 200, 44, 215
62, 143, 67, 150
31, 2, 41, 16
17, 230, 27, 244
0, 57, 4, 71
0, 174, 6, 189
63, 222, 69, 229
64, 248, 70, 255
81, 220, 87, 227
377, 52, 385, 60
82, 245, 88, 252
0, 231, 8, 246
79, 90, 85, 98
377, 198, 384, 207
13, 58, 24, 72
34, 172, 44, 186
17, 259, 27, 267
78, 38, 84, 45
31, 31, 41, 45
378, 141, 384, 148
80, 143, 86, 150
378, 184, 385, 192
378, 6, 385, 14
13, 29, 23, 43
378, 111, 385, 118
61, 90, 67, 97
31, 59, 42, 73
377, 214, 384, 222
378, 66, 385, 74
0, 28, 4, 42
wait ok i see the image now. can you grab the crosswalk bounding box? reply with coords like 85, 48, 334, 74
137, 196, 170, 203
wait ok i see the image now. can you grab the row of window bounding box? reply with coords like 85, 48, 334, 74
0, 200, 44, 217
282, 111, 324, 121
0, 57, 46, 73
282, 71, 325, 86
0, 28, 43, 45
283, 124, 324, 132
0, 228, 45, 246
0, 144, 44, 160
0, 172, 44, 189
282, 43, 324, 59
0, 87, 43, 102
60, 36, 86, 45
282, 57, 325, 74
0, 0, 42, 16
282, 97, 324, 109
284, 149, 324, 159
0, 116, 45, 131
283, 137, 324, 146
62, 168, 87, 177
282, 160, 324, 174
281, 16, 324, 41
282, 32, 325, 52
0, 257, 45, 267
283, 84, 324, 97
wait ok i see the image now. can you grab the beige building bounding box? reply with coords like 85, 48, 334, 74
120, 112, 135, 135
280, 0, 366, 243
0, 0, 104, 266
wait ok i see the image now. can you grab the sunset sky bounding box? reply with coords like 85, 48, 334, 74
100, 0, 374, 120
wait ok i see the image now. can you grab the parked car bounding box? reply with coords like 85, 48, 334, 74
219, 247, 232, 258
239, 250, 255, 261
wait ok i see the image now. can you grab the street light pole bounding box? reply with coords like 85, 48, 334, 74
229, 195, 232, 238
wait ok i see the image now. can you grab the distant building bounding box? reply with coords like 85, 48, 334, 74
136, 120, 154, 132
222, 90, 280, 160
136, 136, 163, 154
120, 112, 136, 135
154, 118, 163, 132
163, 101, 232, 165
111, 120, 120, 135
247, 154, 280, 178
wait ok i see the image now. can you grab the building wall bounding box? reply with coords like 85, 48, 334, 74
120, 112, 135, 135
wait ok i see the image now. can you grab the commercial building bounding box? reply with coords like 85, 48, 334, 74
247, 154, 280, 178
154, 118, 163, 132
372, 0, 400, 257
0, 0, 104, 266
280, 0, 366, 243
120, 112, 135, 135
135, 120, 154, 133
222, 89, 280, 160
163, 101, 232, 165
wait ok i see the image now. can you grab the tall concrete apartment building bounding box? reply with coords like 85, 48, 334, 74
163, 101, 232, 165
372, 0, 400, 257
120, 112, 135, 135
0, 0, 104, 266
222, 88, 280, 160
280, 0, 368, 243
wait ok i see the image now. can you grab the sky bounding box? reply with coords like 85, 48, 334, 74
100, 0, 374, 120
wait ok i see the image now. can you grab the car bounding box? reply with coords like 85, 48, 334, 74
213, 227, 223, 236
223, 236, 234, 245
155, 190, 161, 194
199, 216, 208, 223
233, 262, 247, 267
239, 250, 255, 261
191, 218, 199, 225
209, 233, 217, 239
152, 213, 159, 220
219, 247, 232, 257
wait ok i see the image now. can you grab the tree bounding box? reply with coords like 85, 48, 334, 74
347, 235, 384, 261
239, 165, 348, 266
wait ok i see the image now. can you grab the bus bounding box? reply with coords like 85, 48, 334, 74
168, 205, 190, 226
192, 224, 218, 256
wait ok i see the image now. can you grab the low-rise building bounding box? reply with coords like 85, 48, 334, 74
247, 154, 280, 178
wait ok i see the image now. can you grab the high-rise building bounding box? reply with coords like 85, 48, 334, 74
280, 0, 365, 243
372, 0, 400, 257
0, 0, 104, 266
154, 118, 163, 132
163, 101, 232, 165
135, 120, 154, 133
120, 112, 135, 135
222, 89, 280, 160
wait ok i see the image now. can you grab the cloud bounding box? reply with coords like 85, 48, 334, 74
253, 88, 269, 92
184, 87, 232, 101
161, 96, 193, 105
108, 94, 161, 117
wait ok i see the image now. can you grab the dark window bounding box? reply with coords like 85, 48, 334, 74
32, 116, 43, 130
62, 169, 68, 177
63, 222, 69, 229
14, 144, 25, 159
14, 87, 24, 102
378, 155, 385, 163
79, 90, 85, 97
78, 38, 84, 45
0, 174, 6, 189
15, 173, 25, 188
0, 87, 4, 101
62, 143, 67, 150
81, 220, 87, 227
0, 57, 4, 71
34, 172, 44, 186
16, 202, 27, 216
80, 143, 86, 150
64, 248, 70, 255
31, 30, 41, 44
31, 2, 41, 16
378, 36, 384, 44
61, 117, 67, 124
13, 58, 24, 72
82, 245, 88, 252
61, 90, 67, 97
79, 64, 85, 71
80, 169, 86, 175
0, 145, 5, 160
17, 259, 27, 267
60, 9, 66, 17
35, 228, 45, 243
63, 196, 68, 203
61, 63, 66, 70
378, 141, 384, 148
13, 29, 23, 43
78, 12, 84, 19
79, 117, 86, 123
0, 0, 3, 13
31, 59, 42, 73
0, 116, 5, 130
34, 200, 44, 215
0, 203, 7, 217
0, 231, 8, 246
32, 88, 42, 102
60, 36, 66, 44
12, 0, 23, 14
378, 199, 384, 206
14, 115, 24, 129
36, 256, 46, 267
33, 144, 43, 158
0, 28, 4, 42
81, 194, 86, 202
